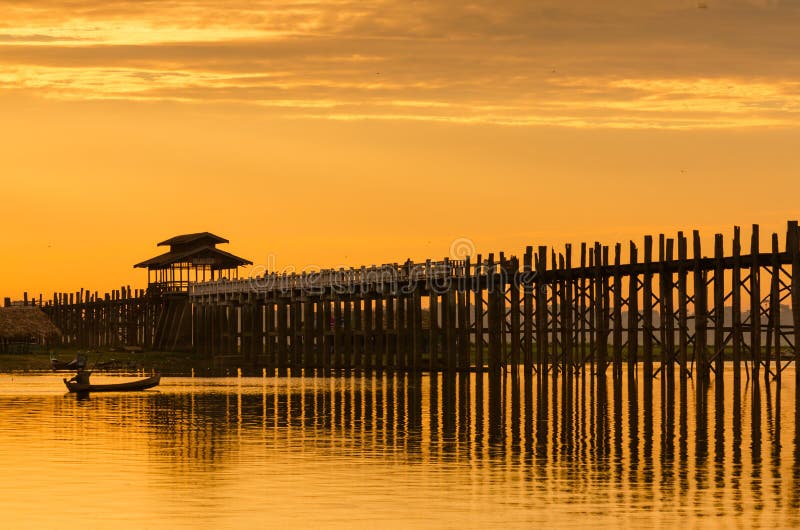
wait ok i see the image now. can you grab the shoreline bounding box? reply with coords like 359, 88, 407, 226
1, 348, 794, 377
0, 348, 213, 377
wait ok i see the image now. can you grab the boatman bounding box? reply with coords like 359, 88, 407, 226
68, 369, 91, 385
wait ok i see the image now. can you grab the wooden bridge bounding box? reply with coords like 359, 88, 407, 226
35, 221, 800, 396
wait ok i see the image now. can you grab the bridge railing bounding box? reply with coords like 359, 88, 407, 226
189, 258, 484, 296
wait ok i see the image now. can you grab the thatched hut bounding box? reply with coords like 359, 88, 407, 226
0, 307, 61, 353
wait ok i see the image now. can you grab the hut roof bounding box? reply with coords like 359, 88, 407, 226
0, 307, 61, 339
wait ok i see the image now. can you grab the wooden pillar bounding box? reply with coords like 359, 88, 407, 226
787, 221, 800, 420
659, 236, 675, 383
445, 278, 457, 373
488, 253, 503, 374
564, 245, 574, 375
290, 299, 302, 374
321, 297, 332, 373
375, 296, 384, 372
579, 243, 588, 375
464, 256, 473, 370
303, 297, 314, 370
769, 233, 780, 387
385, 293, 395, 370
265, 298, 276, 372
732, 227, 743, 394
509, 256, 521, 372
523, 247, 534, 373
363, 294, 373, 371
594, 243, 608, 376
677, 232, 689, 388
412, 286, 423, 372
344, 295, 353, 370
354, 294, 363, 370
713, 234, 725, 407
750, 225, 761, 381
550, 251, 559, 385
458, 276, 470, 371
694, 231, 708, 391
628, 241, 640, 376
277, 299, 289, 375
612, 243, 623, 381
474, 256, 484, 373
535, 248, 548, 376
394, 292, 406, 371
334, 297, 343, 370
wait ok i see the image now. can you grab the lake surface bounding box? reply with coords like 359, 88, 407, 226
1, 366, 799, 529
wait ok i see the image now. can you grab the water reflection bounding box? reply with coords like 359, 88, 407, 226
0, 366, 799, 529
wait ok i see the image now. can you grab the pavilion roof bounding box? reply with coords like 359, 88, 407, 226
157, 232, 228, 247
133, 246, 252, 270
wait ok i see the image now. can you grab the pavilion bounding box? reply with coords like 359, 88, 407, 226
134, 232, 252, 293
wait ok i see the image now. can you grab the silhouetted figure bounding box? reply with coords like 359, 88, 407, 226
68, 369, 91, 385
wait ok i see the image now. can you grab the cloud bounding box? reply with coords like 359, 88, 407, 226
1, 1, 799, 129
0, 33, 85, 43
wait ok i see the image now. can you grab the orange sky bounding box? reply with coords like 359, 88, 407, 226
2, 1, 800, 300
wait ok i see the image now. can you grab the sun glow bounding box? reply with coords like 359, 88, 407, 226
1, 1, 800, 299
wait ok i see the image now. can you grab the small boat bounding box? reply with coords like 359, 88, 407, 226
63, 374, 160, 393
50, 353, 87, 371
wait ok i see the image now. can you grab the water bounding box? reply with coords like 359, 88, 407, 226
1, 367, 798, 529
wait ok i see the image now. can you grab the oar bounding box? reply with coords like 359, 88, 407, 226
87, 352, 103, 375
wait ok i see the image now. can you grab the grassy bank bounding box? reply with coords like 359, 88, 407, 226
2, 344, 792, 376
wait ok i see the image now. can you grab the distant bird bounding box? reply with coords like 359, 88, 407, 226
697, 2, 708, 8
